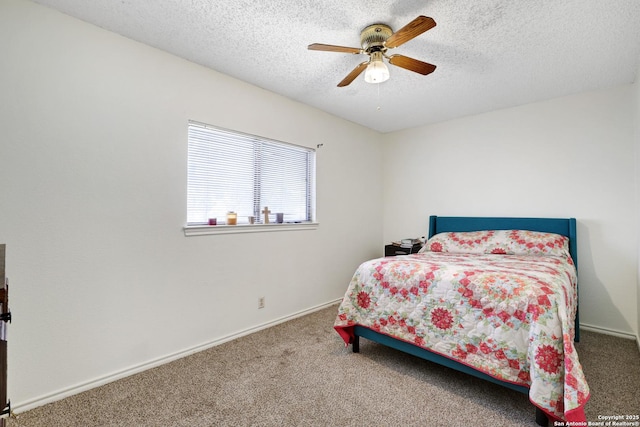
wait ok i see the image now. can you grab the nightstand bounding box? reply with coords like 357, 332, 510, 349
384, 243, 423, 257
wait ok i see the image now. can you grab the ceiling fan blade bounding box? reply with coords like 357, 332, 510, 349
388, 54, 436, 75
385, 16, 436, 49
337, 61, 369, 87
308, 43, 362, 54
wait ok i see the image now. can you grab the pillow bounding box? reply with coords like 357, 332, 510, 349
501, 229, 570, 257
420, 229, 570, 258
420, 230, 505, 255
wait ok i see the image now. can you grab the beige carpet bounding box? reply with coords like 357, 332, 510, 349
8, 305, 640, 427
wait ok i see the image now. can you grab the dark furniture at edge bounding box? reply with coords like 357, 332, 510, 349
0, 245, 9, 427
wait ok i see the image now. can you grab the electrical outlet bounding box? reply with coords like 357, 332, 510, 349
258, 297, 265, 309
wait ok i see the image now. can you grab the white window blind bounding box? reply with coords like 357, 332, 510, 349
187, 122, 315, 225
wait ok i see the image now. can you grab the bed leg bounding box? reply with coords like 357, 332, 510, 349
352, 336, 359, 353
535, 407, 548, 426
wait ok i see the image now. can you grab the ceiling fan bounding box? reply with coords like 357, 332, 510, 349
308, 16, 437, 87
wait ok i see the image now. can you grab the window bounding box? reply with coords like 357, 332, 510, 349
187, 121, 316, 227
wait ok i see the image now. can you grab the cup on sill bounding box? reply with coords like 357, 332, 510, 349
248, 216, 255, 224
276, 213, 284, 223
208, 218, 217, 226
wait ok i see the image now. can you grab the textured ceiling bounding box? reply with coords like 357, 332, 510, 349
29, 0, 640, 133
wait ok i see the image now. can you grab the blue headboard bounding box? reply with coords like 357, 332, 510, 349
428, 215, 578, 268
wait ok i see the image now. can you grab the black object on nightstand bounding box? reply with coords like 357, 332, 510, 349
384, 243, 423, 257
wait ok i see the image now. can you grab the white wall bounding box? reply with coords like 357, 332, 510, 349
0, 0, 383, 409
383, 86, 638, 336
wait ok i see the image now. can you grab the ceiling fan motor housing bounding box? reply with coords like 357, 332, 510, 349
360, 24, 392, 52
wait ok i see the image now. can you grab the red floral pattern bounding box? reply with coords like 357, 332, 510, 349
431, 307, 454, 330
356, 291, 371, 309
535, 345, 562, 374
334, 252, 588, 422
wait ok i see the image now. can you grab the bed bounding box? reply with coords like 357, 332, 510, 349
334, 216, 589, 426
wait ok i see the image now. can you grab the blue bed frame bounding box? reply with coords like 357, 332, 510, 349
352, 215, 579, 426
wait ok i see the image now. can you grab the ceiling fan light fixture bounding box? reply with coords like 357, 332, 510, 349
364, 51, 389, 84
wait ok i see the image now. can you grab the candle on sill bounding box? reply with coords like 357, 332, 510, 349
208, 218, 217, 226
226, 211, 237, 225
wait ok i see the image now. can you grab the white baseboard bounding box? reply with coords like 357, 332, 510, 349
13, 298, 342, 414
580, 322, 638, 340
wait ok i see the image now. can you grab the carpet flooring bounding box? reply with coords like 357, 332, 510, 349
8, 304, 640, 426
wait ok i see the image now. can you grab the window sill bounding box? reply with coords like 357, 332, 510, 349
183, 222, 319, 236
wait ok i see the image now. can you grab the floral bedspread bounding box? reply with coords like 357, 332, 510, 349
334, 252, 589, 422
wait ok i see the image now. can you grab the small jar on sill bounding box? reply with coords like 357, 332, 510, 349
226, 211, 237, 225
